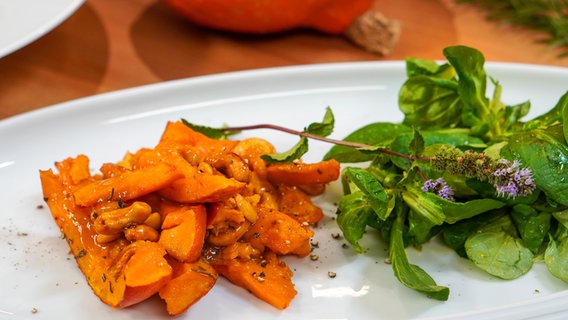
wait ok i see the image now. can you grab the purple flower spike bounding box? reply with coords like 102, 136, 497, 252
431, 147, 537, 200
495, 182, 519, 199
422, 177, 455, 201
492, 160, 536, 199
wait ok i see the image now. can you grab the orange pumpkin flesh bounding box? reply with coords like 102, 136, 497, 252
40, 168, 172, 308
159, 258, 218, 316
159, 204, 207, 262
39, 120, 341, 315
211, 251, 297, 310
266, 158, 341, 186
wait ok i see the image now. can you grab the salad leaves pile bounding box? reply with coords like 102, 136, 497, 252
186, 45, 568, 300
325, 45, 568, 300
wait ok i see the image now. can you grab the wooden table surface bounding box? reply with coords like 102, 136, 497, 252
1, 0, 567, 120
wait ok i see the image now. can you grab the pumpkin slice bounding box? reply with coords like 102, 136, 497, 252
277, 185, 324, 225
137, 145, 245, 204
159, 204, 207, 262
212, 251, 296, 310
266, 159, 340, 186
158, 120, 237, 153
159, 258, 218, 316
40, 167, 172, 308
73, 163, 181, 207
243, 207, 314, 257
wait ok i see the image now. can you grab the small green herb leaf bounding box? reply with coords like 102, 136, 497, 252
181, 119, 239, 139
305, 106, 334, 137
324, 122, 412, 162
261, 108, 335, 163
261, 137, 308, 164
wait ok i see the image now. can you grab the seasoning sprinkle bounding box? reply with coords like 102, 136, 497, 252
74, 249, 87, 259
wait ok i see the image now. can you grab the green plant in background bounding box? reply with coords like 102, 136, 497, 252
458, 0, 568, 57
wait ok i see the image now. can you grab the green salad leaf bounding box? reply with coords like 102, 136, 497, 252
502, 124, 568, 205
331, 45, 568, 300
545, 232, 568, 282
465, 230, 534, 280
390, 197, 450, 300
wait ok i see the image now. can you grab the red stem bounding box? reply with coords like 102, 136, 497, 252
224, 124, 431, 161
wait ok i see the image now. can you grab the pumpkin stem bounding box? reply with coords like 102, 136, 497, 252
344, 8, 401, 56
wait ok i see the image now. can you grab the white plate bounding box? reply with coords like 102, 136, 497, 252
1, 62, 568, 320
0, 0, 84, 58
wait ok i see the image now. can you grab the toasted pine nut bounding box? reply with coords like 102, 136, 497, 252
207, 220, 251, 247
235, 194, 258, 223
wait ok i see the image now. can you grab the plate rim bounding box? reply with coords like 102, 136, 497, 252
2, 60, 568, 126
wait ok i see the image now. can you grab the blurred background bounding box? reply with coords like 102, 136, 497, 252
1, 0, 567, 119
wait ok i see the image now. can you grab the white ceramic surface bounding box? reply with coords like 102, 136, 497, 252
0, 0, 84, 58
1, 62, 568, 320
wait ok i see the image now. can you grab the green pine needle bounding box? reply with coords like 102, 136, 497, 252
458, 0, 568, 57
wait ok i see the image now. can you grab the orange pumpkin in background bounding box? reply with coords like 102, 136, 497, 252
161, 0, 401, 55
